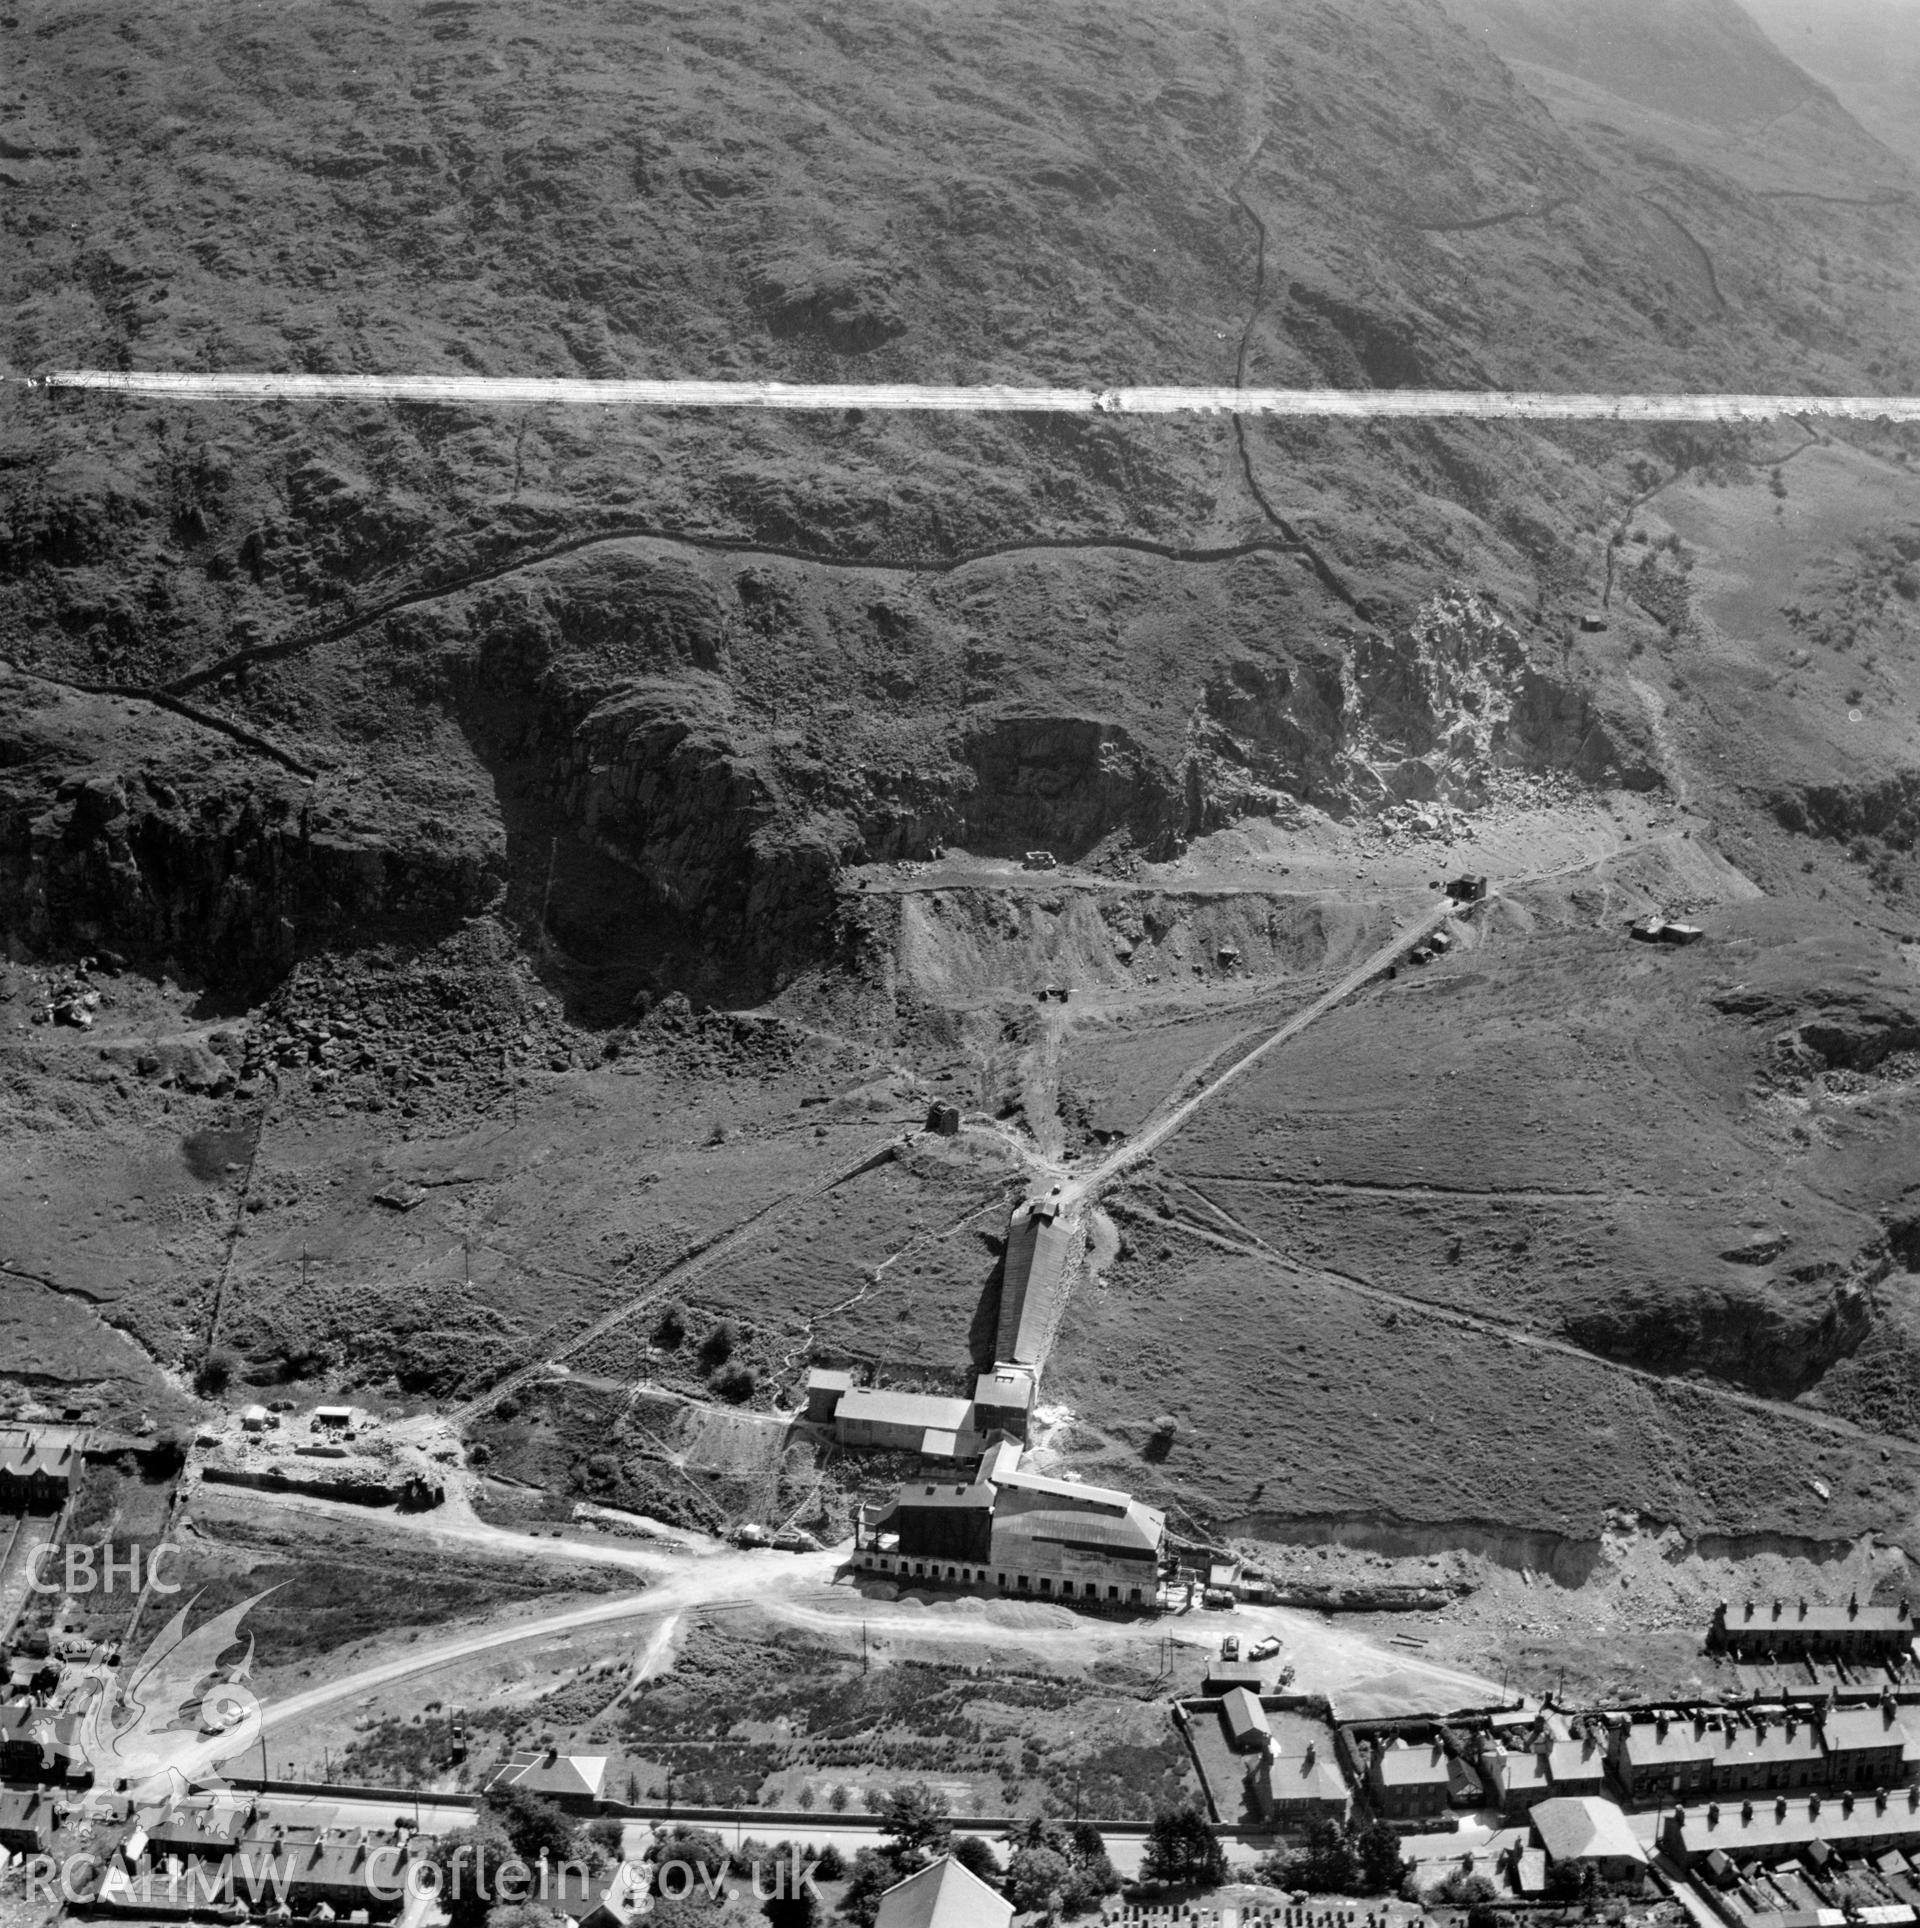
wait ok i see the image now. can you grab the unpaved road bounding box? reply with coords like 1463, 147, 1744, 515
217, 1488, 1498, 1737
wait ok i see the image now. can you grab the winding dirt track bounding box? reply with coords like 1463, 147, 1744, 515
159, 522, 1327, 699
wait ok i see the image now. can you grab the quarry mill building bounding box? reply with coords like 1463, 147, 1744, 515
837, 1180, 1165, 1607
854, 1439, 1167, 1607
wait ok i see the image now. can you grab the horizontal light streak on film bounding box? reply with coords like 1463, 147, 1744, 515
24, 370, 1920, 421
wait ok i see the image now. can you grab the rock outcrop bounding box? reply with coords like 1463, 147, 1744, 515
0, 666, 498, 992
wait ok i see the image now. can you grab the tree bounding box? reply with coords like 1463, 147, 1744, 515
814, 1847, 845, 1883
1005, 1847, 1071, 1917
652, 1903, 730, 1928
651, 1827, 730, 1881
710, 1365, 757, 1403
1065, 1825, 1109, 1867
1140, 1804, 1226, 1891
868, 1783, 952, 1857
837, 1846, 918, 1928
949, 1837, 1002, 1885
999, 1821, 1111, 1917
426, 1822, 513, 1928
1353, 1823, 1406, 1897
1545, 1863, 1601, 1905
1299, 1819, 1360, 1894
1466, 1901, 1500, 1928
765, 1887, 818, 1928
584, 1818, 626, 1867
1058, 1864, 1118, 1919
485, 1786, 578, 1869
1003, 1818, 1069, 1857
1258, 1819, 1355, 1896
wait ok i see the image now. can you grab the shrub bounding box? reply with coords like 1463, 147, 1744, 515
194, 1347, 240, 1396
1006, 1847, 1069, 1914
950, 1836, 1001, 1886
1427, 1870, 1499, 1909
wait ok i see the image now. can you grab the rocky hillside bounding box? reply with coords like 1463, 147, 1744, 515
4, 0, 1919, 994
4, 0, 1920, 1553
1736, 0, 1920, 170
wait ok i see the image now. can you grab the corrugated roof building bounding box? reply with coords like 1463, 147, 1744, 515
972, 1368, 1035, 1442
987, 1462, 1164, 1606
834, 1388, 978, 1453
855, 1444, 1163, 1609
997, 1191, 1071, 1368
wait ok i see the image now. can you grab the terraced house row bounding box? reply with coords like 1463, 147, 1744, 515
1611, 1696, 1911, 1802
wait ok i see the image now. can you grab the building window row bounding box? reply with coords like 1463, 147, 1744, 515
856, 1552, 1142, 1605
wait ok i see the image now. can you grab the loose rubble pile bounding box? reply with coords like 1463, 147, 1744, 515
618, 995, 817, 1087
22, 958, 112, 1030
238, 924, 582, 1119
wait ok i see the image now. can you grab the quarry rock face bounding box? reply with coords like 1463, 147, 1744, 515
0, 669, 497, 992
